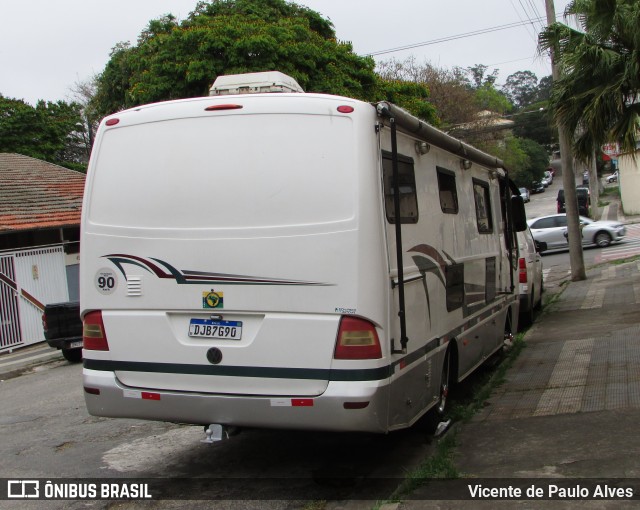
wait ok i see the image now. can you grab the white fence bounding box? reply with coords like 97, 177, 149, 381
0, 246, 69, 352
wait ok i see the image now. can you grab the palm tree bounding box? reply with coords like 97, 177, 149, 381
539, 0, 640, 161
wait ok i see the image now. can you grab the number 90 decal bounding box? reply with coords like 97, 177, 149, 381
95, 268, 118, 295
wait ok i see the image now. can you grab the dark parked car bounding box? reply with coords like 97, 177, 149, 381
531, 181, 545, 194
42, 301, 82, 362
557, 188, 590, 217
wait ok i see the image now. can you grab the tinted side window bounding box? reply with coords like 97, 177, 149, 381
531, 217, 556, 229
437, 167, 458, 214
382, 151, 418, 224
473, 179, 493, 233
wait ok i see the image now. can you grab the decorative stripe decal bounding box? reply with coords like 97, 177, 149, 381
84, 359, 392, 382
104, 254, 330, 287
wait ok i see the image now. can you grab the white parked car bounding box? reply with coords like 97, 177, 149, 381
517, 227, 544, 328
606, 171, 619, 183
527, 214, 626, 250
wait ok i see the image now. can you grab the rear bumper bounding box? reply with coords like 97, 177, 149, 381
83, 369, 390, 433
46, 337, 83, 350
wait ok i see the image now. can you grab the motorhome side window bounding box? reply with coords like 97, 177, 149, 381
382, 151, 418, 224
436, 168, 458, 214
473, 179, 493, 233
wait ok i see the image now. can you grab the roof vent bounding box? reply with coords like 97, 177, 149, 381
209, 71, 304, 96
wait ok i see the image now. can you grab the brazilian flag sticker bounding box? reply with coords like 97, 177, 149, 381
203, 290, 224, 309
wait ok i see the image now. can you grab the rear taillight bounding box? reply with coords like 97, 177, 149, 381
83, 311, 109, 351
518, 258, 528, 284
41, 313, 48, 333
334, 317, 382, 360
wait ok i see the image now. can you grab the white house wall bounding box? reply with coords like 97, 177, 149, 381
618, 150, 640, 215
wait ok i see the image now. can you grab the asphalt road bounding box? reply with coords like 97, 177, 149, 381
1, 356, 454, 509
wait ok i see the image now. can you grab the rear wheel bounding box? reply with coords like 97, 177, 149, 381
417, 348, 452, 433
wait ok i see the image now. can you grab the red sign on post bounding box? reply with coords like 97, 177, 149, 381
602, 143, 620, 157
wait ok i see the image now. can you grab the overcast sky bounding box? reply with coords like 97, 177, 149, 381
1, 0, 574, 106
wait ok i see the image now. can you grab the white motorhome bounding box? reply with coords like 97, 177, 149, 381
81, 72, 526, 436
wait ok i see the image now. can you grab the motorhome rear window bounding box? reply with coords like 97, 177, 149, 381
382, 151, 418, 224
436, 168, 458, 214
88, 114, 356, 231
473, 179, 493, 233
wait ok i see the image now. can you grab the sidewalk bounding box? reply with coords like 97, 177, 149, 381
399, 210, 640, 507
0, 341, 63, 380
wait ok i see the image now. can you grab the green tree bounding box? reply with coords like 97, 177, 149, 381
474, 83, 512, 114
535, 75, 553, 103
502, 70, 539, 109
93, 0, 436, 124
473, 136, 547, 187
93, 0, 375, 114
512, 104, 558, 151
463, 64, 513, 114
0, 95, 85, 171
374, 79, 437, 125
466, 64, 499, 89
539, 0, 640, 160
518, 137, 550, 186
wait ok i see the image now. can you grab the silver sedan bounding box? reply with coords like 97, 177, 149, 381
528, 214, 626, 250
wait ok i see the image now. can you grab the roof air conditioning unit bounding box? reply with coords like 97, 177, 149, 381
209, 71, 304, 96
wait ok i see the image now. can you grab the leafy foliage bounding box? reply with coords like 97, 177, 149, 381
474, 83, 512, 114
0, 95, 85, 171
502, 70, 539, 108
92, 0, 436, 123
474, 136, 548, 188
374, 79, 437, 124
538, 0, 640, 160
512, 103, 558, 151
93, 0, 378, 113
466, 64, 499, 88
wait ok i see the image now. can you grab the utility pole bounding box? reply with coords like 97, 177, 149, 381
544, 0, 586, 281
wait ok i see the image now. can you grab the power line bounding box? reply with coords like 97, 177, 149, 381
511, 0, 540, 44
366, 17, 547, 57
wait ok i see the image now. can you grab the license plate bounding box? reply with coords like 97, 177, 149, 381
69, 340, 83, 349
188, 319, 243, 340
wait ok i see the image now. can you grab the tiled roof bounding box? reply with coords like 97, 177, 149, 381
0, 153, 86, 232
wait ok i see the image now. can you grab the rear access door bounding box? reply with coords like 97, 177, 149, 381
82, 94, 368, 397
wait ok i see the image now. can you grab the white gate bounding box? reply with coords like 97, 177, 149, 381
0, 246, 69, 352
0, 254, 22, 351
